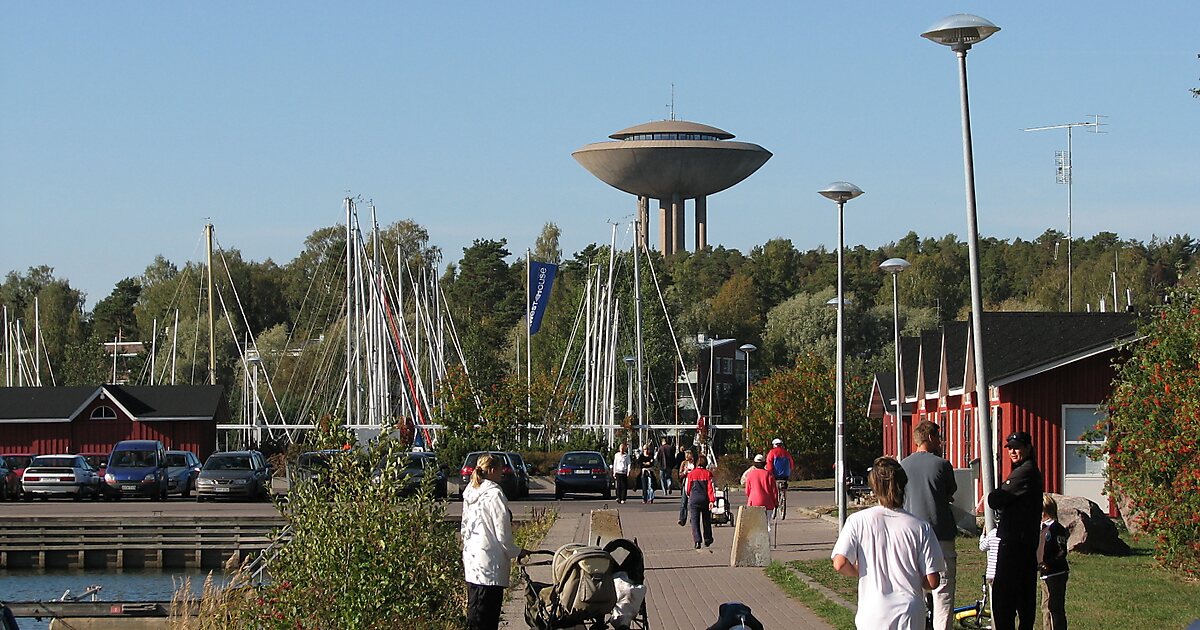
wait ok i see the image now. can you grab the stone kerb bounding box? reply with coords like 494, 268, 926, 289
729, 505, 770, 567
588, 509, 623, 547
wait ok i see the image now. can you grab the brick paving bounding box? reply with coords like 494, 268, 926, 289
502, 483, 843, 629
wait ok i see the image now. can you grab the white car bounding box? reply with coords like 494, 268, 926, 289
21, 455, 101, 500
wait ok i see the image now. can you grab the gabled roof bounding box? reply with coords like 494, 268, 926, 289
977, 312, 1138, 383
0, 385, 226, 423
898, 312, 1139, 394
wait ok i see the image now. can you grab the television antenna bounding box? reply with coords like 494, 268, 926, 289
1022, 115, 1108, 312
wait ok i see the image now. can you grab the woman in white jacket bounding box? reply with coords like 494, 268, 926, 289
461, 454, 527, 630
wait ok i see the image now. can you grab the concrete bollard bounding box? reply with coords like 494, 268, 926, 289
729, 506, 770, 567
588, 509, 623, 547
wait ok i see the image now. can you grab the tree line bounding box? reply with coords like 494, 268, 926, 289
2, 224, 1195, 464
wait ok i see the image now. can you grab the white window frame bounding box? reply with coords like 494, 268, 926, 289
1063, 404, 1107, 478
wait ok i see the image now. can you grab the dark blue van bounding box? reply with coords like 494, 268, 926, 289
104, 440, 169, 500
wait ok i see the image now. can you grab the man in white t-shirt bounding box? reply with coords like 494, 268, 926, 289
832, 457, 945, 630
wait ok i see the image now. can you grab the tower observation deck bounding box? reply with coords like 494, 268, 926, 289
573, 120, 771, 254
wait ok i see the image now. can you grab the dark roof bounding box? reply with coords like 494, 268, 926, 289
978, 312, 1138, 383
897, 312, 1138, 391
0, 385, 226, 422
919, 329, 942, 394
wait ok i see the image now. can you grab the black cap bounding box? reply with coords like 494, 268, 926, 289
1005, 431, 1032, 448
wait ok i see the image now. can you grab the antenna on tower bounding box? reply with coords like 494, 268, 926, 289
667, 83, 676, 120
1087, 114, 1108, 133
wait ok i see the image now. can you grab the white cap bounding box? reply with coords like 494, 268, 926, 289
772, 438, 783, 446
753, 454, 765, 463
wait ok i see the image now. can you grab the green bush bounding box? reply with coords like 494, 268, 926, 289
202, 439, 465, 628
1104, 288, 1200, 577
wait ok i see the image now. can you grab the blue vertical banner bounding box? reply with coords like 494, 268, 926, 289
527, 261, 558, 335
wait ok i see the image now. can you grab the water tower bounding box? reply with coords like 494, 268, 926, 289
573, 120, 771, 254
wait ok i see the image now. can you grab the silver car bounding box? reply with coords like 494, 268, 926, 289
21, 455, 100, 500
195, 450, 271, 502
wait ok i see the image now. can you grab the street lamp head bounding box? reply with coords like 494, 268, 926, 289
739, 343, 757, 353
879, 257, 911, 275
921, 14, 1000, 51
623, 355, 635, 365
818, 181, 864, 203
825, 297, 852, 307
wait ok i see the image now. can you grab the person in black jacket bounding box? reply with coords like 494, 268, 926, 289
1038, 494, 1070, 630
988, 431, 1044, 630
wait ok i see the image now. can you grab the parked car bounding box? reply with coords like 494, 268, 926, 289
0, 460, 18, 501
195, 450, 271, 502
78, 452, 112, 497
505, 451, 531, 498
1, 454, 37, 484
373, 450, 448, 498
164, 450, 202, 497
21, 454, 101, 500
554, 451, 612, 500
458, 451, 522, 499
104, 440, 169, 500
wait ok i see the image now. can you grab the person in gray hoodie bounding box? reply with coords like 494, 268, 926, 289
461, 453, 527, 630
901, 420, 958, 630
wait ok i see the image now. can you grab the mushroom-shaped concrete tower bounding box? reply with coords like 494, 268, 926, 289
573, 120, 771, 254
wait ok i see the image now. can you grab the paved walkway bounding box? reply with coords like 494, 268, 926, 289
502, 484, 842, 629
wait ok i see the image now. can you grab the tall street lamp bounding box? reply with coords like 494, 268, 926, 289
739, 343, 757, 457
921, 13, 1000, 531
879, 258, 910, 461
624, 355, 636, 443
818, 181, 863, 530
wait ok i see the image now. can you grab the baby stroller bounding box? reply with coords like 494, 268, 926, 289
711, 486, 732, 526
521, 538, 649, 629
606, 538, 649, 630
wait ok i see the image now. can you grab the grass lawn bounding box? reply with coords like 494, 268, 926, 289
773, 533, 1200, 629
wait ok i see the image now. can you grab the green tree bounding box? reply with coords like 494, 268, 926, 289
533, 222, 563, 265
1102, 285, 1200, 577
443, 239, 523, 387
92, 277, 142, 343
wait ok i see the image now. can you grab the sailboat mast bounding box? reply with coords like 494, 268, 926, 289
205, 223, 216, 386
345, 198, 353, 431
633, 225, 646, 445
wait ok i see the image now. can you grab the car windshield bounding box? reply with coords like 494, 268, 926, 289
32, 456, 79, 468
165, 454, 191, 467
297, 453, 332, 470
204, 456, 251, 471
81, 455, 107, 468
111, 450, 156, 467
562, 453, 603, 468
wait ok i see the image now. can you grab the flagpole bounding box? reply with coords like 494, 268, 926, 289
526, 249, 532, 419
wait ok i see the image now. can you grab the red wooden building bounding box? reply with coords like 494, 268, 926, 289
0, 385, 226, 459
868, 312, 1138, 513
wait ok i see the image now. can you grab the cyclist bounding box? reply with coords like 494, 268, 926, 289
765, 438, 793, 483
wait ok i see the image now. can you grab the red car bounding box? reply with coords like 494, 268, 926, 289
1, 454, 36, 500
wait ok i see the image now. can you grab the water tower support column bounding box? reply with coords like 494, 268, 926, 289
695, 195, 708, 251
658, 198, 673, 256
637, 196, 650, 250
672, 193, 685, 253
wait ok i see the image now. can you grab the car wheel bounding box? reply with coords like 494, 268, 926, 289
554, 485, 564, 501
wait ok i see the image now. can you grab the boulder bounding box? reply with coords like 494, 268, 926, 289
589, 509, 623, 547
1050, 493, 1130, 556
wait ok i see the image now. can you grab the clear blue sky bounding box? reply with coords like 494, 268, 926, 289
2, 3, 1197, 307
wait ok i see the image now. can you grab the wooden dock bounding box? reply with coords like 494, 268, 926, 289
0, 515, 287, 570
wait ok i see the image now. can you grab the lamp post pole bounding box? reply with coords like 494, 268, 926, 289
922, 13, 1000, 532
739, 343, 757, 458
819, 181, 863, 530
880, 258, 910, 460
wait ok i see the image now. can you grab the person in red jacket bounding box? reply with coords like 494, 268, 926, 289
744, 454, 778, 530
764, 438, 794, 482
685, 455, 717, 549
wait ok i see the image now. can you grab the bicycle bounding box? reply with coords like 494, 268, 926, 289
774, 478, 788, 521
950, 577, 992, 629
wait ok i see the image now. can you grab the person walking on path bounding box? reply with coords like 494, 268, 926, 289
1038, 494, 1069, 630
765, 438, 794, 483
901, 420, 958, 630
655, 438, 676, 496
988, 431, 1044, 630
638, 444, 656, 503
831, 456, 945, 630
677, 449, 695, 526
612, 443, 632, 504
461, 453, 528, 630
685, 454, 717, 548
744, 454, 778, 529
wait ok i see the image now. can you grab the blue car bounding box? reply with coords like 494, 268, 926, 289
165, 450, 202, 497
104, 440, 169, 501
